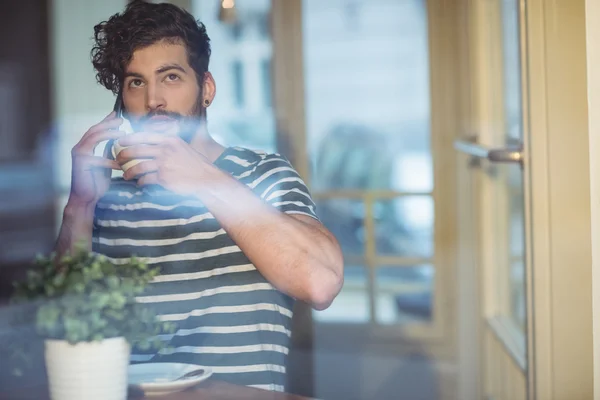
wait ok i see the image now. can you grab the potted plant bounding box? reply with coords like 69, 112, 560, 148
8, 246, 174, 400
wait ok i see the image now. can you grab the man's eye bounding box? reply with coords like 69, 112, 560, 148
129, 79, 144, 88
166, 74, 180, 81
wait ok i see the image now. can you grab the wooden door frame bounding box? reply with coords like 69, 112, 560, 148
458, 0, 529, 398
458, 0, 594, 399
584, 1, 600, 399
270, 1, 315, 397
525, 0, 592, 398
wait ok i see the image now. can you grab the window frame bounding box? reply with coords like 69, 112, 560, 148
271, 0, 462, 355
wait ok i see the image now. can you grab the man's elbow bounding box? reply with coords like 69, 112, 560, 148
310, 268, 344, 311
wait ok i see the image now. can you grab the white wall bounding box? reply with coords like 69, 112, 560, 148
51, 0, 127, 217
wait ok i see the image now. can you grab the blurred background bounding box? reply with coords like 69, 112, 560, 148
0, 0, 597, 399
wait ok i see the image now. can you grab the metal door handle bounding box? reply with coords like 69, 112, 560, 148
454, 140, 523, 165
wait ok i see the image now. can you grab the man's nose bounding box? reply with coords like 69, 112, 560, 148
146, 83, 166, 111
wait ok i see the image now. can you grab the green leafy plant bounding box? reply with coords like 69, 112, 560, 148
8, 246, 175, 362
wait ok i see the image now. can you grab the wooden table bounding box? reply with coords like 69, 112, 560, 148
145, 381, 314, 400
0, 381, 314, 400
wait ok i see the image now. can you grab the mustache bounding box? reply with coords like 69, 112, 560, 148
138, 110, 183, 123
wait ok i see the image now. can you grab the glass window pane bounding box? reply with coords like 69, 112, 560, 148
501, 0, 523, 144
192, 0, 276, 153
492, 162, 526, 329
316, 198, 365, 256
303, 0, 432, 193
375, 265, 434, 324
499, 0, 526, 330
375, 196, 434, 258
313, 265, 369, 323
508, 164, 526, 329
511, 259, 526, 329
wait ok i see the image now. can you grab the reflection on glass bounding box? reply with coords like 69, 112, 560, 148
374, 196, 434, 258
511, 259, 526, 329
375, 265, 434, 324
501, 0, 523, 144
311, 124, 433, 193
313, 265, 369, 323
303, 0, 432, 193
508, 164, 526, 329
302, 0, 432, 325
493, 162, 526, 330
193, 0, 276, 152
501, 0, 527, 330
315, 199, 365, 256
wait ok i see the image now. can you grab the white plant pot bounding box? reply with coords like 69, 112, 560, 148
45, 337, 131, 400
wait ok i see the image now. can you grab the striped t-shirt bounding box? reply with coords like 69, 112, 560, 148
92, 147, 318, 392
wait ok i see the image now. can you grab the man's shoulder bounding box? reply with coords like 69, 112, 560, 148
220, 147, 293, 174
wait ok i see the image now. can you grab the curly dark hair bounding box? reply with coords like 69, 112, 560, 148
91, 0, 211, 95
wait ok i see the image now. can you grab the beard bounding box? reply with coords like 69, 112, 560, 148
128, 96, 206, 143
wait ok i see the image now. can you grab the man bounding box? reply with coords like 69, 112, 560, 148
54, 0, 343, 392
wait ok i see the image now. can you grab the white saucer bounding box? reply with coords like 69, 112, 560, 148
128, 362, 212, 397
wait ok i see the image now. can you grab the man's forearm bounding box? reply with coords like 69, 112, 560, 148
195, 168, 343, 310
54, 199, 96, 258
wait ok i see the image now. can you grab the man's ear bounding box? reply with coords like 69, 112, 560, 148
202, 72, 216, 105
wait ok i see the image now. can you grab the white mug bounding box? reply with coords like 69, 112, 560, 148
111, 118, 144, 172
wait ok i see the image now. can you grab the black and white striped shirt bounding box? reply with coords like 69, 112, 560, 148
92, 147, 318, 392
